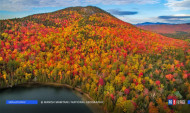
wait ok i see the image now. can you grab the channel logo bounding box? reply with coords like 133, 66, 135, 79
176, 100, 185, 104
168, 99, 187, 105
168, 99, 176, 105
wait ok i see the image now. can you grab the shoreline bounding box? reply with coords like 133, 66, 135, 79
0, 82, 105, 113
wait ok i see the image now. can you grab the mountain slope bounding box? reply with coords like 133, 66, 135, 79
0, 6, 190, 113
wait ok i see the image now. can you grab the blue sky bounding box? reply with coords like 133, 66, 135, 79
0, 0, 190, 24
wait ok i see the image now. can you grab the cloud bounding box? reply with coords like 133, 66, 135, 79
158, 15, 190, 19
117, 15, 190, 24
85, 0, 159, 5
108, 9, 138, 15
156, 14, 190, 24
0, 0, 80, 11
117, 16, 163, 24
165, 0, 190, 11
0, 0, 159, 11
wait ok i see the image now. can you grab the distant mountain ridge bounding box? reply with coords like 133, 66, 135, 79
137, 23, 190, 33
135, 22, 172, 26
137, 23, 190, 40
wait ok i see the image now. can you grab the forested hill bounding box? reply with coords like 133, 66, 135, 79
0, 6, 190, 113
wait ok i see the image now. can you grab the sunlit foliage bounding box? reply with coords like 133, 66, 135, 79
0, 6, 190, 113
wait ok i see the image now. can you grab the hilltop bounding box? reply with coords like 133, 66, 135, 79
0, 6, 190, 113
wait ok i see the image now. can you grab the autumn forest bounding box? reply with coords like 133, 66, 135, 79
0, 6, 190, 113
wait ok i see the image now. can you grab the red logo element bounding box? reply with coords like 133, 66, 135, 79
173, 99, 176, 105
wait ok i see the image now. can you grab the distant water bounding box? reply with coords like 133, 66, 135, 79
0, 85, 101, 113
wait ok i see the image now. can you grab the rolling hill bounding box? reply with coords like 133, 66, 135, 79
0, 6, 190, 113
138, 23, 190, 40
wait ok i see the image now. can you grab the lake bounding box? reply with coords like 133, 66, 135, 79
0, 84, 104, 113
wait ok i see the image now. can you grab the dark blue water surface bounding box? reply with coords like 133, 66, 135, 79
0, 85, 98, 113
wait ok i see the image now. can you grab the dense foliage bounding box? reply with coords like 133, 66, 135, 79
0, 6, 190, 113
161, 31, 190, 41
